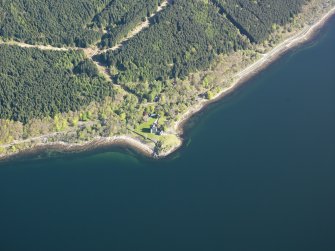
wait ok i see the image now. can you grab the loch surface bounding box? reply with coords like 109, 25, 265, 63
1, 17, 335, 251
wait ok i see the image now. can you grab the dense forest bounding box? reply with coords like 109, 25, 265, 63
96, 0, 308, 84
213, 0, 307, 42
93, 0, 160, 48
0, 0, 164, 48
0, 45, 113, 123
98, 0, 249, 83
0, 0, 109, 47
0, 0, 313, 125
0, 0, 308, 47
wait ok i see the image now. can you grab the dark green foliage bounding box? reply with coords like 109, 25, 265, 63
93, 0, 160, 48
0, 0, 310, 124
99, 0, 248, 83
0, 45, 113, 123
0, 0, 109, 47
73, 59, 99, 77
214, 0, 307, 42
0, 0, 162, 48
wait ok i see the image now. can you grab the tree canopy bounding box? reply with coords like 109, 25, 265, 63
0, 45, 113, 123
0, 0, 164, 47
0, 0, 309, 124
98, 0, 249, 83
214, 0, 307, 42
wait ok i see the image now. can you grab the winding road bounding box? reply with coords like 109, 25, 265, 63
0, 1, 170, 58
0, 0, 171, 79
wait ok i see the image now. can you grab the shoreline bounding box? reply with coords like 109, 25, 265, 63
1, 5, 335, 162
0, 135, 154, 162
171, 5, 335, 148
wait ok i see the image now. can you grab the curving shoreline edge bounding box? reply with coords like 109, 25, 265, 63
168, 5, 335, 157
1, 6, 335, 162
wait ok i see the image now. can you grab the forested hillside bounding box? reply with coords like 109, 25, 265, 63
0, 0, 109, 47
97, 0, 307, 83
0, 0, 308, 47
93, 0, 160, 48
98, 0, 249, 83
0, 0, 314, 125
0, 0, 163, 48
213, 0, 307, 42
0, 45, 113, 123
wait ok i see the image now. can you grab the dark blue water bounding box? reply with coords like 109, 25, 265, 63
1, 17, 335, 251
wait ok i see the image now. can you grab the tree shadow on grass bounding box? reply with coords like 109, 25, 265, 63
142, 128, 150, 133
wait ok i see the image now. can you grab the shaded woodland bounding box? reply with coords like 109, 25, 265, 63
0, 0, 309, 124
214, 0, 307, 42
93, 0, 160, 48
98, 0, 249, 83
0, 0, 162, 47
0, 45, 113, 123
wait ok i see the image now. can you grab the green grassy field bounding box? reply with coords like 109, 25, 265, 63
134, 116, 180, 152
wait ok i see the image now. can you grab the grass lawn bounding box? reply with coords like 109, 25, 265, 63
134, 115, 180, 152
135, 116, 167, 140
136, 117, 156, 135
160, 134, 180, 151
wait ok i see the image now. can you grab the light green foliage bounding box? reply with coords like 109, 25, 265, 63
0, 119, 23, 144
69, 117, 79, 127
54, 115, 69, 132
206, 90, 214, 100
119, 113, 126, 121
